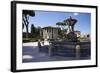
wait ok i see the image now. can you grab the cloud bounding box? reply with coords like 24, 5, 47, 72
74, 13, 79, 16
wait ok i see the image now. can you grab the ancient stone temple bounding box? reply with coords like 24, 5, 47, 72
42, 27, 59, 40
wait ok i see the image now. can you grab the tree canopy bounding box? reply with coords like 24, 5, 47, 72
56, 22, 66, 26
23, 10, 35, 16
56, 22, 66, 30
22, 10, 35, 38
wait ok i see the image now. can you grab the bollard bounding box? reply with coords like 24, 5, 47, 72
48, 43, 52, 56
76, 45, 80, 59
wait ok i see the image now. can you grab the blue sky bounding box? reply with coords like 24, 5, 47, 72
23, 10, 91, 35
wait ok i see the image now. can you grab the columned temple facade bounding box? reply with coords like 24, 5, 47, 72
41, 27, 59, 40
40, 26, 81, 40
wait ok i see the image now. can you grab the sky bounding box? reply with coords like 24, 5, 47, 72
23, 10, 91, 35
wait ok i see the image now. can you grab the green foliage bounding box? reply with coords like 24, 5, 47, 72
23, 10, 35, 17
56, 22, 66, 26
56, 22, 66, 29
31, 24, 36, 37
22, 10, 35, 38
30, 24, 41, 40
56, 22, 67, 39
23, 38, 30, 43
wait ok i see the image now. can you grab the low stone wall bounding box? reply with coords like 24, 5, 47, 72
49, 41, 91, 58
39, 41, 91, 59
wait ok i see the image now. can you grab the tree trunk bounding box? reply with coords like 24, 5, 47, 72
24, 15, 29, 39
26, 25, 29, 39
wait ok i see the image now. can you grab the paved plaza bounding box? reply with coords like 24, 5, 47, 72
22, 41, 90, 63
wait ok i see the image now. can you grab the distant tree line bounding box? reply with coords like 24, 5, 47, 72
23, 24, 41, 42
31, 24, 41, 38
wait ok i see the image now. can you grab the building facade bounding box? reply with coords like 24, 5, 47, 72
42, 27, 59, 40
